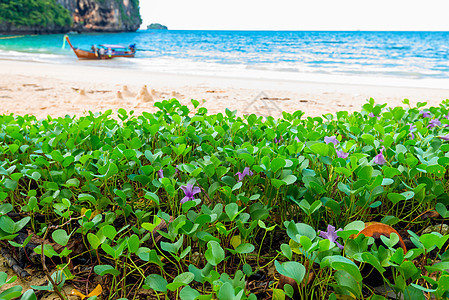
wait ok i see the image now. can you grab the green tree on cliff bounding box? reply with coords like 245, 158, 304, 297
0, 0, 72, 29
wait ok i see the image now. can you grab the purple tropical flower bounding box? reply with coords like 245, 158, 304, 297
427, 118, 441, 128
158, 169, 164, 178
374, 147, 387, 165
235, 167, 253, 182
407, 123, 416, 131
324, 136, 339, 145
295, 137, 300, 142
444, 114, 449, 120
336, 150, 349, 159
438, 134, 449, 141
407, 123, 416, 139
180, 184, 201, 204
319, 225, 344, 250
420, 110, 431, 118
274, 137, 283, 144
368, 112, 381, 120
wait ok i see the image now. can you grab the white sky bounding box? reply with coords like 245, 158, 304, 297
139, 0, 449, 31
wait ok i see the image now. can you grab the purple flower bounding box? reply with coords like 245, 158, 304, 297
235, 167, 253, 182
336, 150, 349, 159
180, 184, 201, 204
319, 225, 344, 250
407, 123, 416, 139
444, 114, 449, 120
438, 134, 449, 141
368, 112, 381, 120
420, 110, 431, 118
295, 137, 300, 142
158, 169, 164, 178
374, 148, 387, 165
274, 137, 283, 144
324, 136, 339, 145
427, 118, 441, 128
407, 123, 416, 131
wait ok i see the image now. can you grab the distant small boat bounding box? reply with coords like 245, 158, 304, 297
64, 35, 136, 60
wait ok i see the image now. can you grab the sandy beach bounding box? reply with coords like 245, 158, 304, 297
1, 59, 449, 119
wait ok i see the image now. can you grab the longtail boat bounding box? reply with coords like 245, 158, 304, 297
64, 35, 136, 60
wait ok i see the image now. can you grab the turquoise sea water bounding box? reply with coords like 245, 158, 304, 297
1, 30, 449, 87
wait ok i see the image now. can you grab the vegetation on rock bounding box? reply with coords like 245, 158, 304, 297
0, 0, 72, 33
147, 23, 168, 30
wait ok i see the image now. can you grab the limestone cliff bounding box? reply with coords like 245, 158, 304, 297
57, 0, 141, 32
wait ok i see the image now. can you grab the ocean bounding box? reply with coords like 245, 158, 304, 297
1, 30, 449, 88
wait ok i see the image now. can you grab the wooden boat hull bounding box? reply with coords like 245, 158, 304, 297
65, 36, 136, 60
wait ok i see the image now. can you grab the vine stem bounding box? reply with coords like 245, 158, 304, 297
41, 226, 66, 300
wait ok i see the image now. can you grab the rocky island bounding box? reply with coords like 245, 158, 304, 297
147, 23, 168, 30
0, 0, 141, 34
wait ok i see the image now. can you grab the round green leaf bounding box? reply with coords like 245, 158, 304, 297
205, 241, 224, 266
275, 260, 306, 284
52, 229, 69, 246
144, 274, 168, 292
235, 243, 255, 254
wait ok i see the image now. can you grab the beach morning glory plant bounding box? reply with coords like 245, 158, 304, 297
428, 118, 441, 128
368, 112, 381, 120
420, 110, 431, 118
374, 148, 387, 165
336, 150, 349, 159
319, 225, 344, 250
180, 184, 201, 204
324, 136, 339, 145
439, 134, 449, 141
236, 167, 253, 182
407, 123, 416, 139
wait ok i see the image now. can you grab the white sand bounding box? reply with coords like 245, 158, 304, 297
1, 59, 448, 119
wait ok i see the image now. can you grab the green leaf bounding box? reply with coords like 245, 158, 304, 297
361, 133, 375, 145
52, 229, 69, 246
271, 178, 286, 189
78, 193, 96, 206
235, 243, 255, 254
144, 274, 168, 292
280, 244, 292, 260
204, 241, 225, 266
173, 272, 194, 285
179, 286, 200, 300
93, 265, 120, 276
357, 165, 373, 180
101, 225, 117, 240
383, 166, 401, 178
387, 192, 406, 204
323, 255, 363, 282
0, 285, 22, 300
271, 158, 286, 173
0, 216, 30, 234
436, 203, 449, 218
309, 142, 329, 156
127, 234, 140, 254
0, 204, 13, 215
275, 260, 306, 284
20, 289, 37, 300
281, 175, 297, 185
285, 221, 316, 243
87, 233, 101, 250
